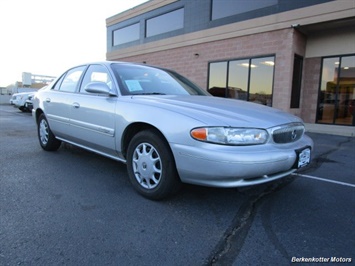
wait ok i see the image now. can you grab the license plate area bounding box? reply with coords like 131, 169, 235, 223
296, 147, 311, 168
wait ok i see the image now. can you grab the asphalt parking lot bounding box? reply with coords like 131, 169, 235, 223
0, 104, 354, 265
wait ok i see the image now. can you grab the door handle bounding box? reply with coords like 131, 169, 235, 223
73, 102, 80, 109
45, 98, 51, 103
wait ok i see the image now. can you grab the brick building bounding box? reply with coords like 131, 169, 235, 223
106, 0, 355, 134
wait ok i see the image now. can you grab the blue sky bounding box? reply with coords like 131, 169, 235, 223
0, 0, 148, 87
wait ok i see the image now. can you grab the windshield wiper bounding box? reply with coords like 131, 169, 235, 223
132, 92, 166, 95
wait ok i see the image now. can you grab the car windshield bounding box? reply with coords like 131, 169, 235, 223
111, 63, 210, 96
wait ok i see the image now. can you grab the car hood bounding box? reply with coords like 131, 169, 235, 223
130, 95, 303, 128
13, 92, 34, 97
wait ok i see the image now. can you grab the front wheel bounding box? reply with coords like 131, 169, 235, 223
127, 129, 181, 200
37, 113, 61, 151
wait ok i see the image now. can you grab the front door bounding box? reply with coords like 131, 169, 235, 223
68, 64, 117, 156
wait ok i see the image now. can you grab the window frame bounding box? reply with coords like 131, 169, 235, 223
53, 66, 87, 93
290, 54, 304, 108
79, 64, 115, 95
112, 23, 140, 47
316, 53, 355, 126
207, 55, 275, 106
211, 0, 278, 21
145, 8, 184, 38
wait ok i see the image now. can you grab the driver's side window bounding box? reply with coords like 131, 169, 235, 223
80, 65, 113, 94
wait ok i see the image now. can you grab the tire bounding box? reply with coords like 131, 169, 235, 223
37, 113, 61, 151
127, 129, 181, 200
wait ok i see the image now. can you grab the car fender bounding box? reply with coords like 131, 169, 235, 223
114, 99, 206, 157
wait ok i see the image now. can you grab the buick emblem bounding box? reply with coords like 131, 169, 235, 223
291, 130, 297, 140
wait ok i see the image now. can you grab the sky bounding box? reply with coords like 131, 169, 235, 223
0, 0, 149, 87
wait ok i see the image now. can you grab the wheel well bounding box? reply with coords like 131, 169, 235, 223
35, 109, 44, 124
121, 123, 166, 159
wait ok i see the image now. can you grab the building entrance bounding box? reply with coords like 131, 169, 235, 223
317, 55, 355, 126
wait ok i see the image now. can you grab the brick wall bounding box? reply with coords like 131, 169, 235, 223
302, 57, 321, 123
116, 28, 309, 114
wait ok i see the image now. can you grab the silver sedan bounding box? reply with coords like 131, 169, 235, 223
32, 62, 313, 199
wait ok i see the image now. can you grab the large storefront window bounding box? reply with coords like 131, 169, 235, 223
317, 55, 355, 126
208, 56, 275, 106
208, 62, 227, 97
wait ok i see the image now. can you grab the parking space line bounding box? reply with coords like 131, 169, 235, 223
292, 173, 355, 188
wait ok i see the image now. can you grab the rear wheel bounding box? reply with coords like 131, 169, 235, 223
127, 129, 181, 200
37, 113, 61, 151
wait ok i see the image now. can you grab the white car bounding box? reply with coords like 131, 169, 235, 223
9, 94, 16, 105
11, 92, 35, 112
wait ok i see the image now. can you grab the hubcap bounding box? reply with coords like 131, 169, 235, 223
39, 119, 49, 145
132, 143, 162, 189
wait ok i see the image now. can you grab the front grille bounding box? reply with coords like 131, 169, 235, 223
272, 123, 304, 144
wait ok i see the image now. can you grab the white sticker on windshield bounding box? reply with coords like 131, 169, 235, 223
125, 80, 143, 92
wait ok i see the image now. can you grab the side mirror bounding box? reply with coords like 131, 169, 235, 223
84, 82, 116, 96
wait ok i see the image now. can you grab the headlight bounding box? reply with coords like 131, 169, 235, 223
190, 127, 268, 145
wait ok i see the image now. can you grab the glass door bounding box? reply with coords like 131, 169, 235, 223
317, 55, 355, 126
335, 56, 355, 125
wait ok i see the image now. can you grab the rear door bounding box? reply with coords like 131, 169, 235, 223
43, 66, 86, 138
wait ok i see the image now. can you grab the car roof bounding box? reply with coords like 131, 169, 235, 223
72, 61, 151, 68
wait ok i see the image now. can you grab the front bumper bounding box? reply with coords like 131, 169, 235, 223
171, 135, 313, 187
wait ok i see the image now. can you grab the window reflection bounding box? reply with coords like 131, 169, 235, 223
113, 23, 140, 46
80, 65, 113, 94
146, 8, 184, 37
317, 55, 355, 126
211, 0, 277, 20
59, 67, 86, 93
249, 57, 274, 106
228, 60, 248, 100
208, 56, 275, 106
208, 62, 227, 97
